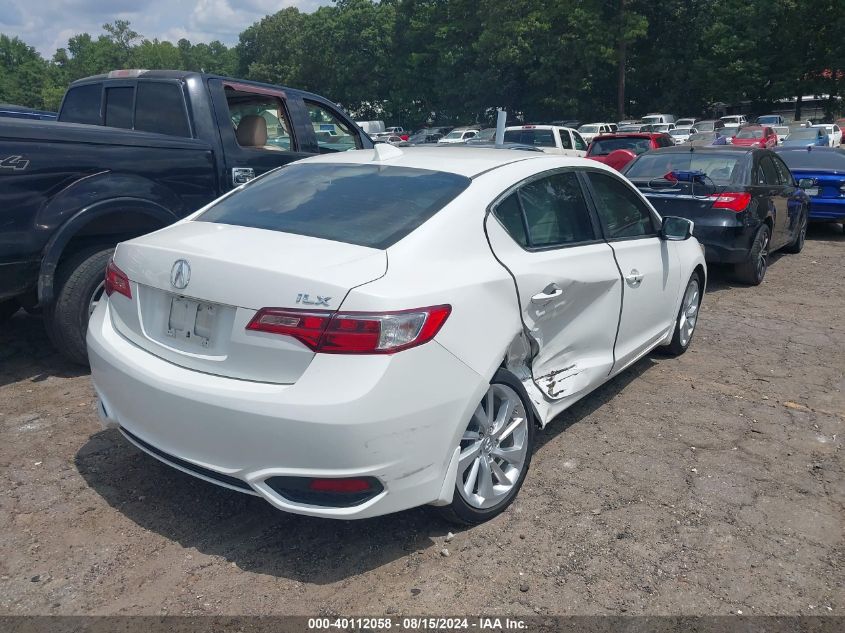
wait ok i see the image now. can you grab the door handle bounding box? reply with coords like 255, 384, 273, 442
625, 270, 644, 286
531, 283, 563, 304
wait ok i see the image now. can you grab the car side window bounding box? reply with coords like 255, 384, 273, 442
492, 192, 529, 247
517, 172, 595, 247
772, 156, 794, 186
757, 156, 780, 185
587, 171, 658, 239
306, 101, 361, 153
225, 88, 294, 151
559, 129, 572, 149
573, 132, 587, 151
134, 82, 191, 137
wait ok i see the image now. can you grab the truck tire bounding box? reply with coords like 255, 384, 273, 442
0, 298, 20, 323
44, 247, 114, 366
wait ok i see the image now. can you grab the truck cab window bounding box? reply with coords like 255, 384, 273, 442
59, 84, 102, 125
104, 87, 134, 129
305, 101, 360, 153
225, 88, 293, 151
134, 82, 191, 137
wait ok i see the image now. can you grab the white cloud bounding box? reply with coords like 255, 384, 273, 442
1, 0, 328, 56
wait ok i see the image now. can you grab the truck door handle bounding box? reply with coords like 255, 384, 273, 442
625, 270, 644, 286
531, 283, 563, 304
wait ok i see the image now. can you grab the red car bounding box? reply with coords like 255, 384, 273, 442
585, 133, 675, 171
731, 125, 777, 148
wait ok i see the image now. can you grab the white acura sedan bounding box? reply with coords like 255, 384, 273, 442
88, 146, 706, 524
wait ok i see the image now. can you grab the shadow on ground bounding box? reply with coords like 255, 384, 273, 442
0, 311, 87, 387
75, 355, 656, 584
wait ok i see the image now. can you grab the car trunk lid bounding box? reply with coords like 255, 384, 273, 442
108, 222, 387, 384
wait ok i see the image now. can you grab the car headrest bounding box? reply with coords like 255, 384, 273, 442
236, 115, 268, 147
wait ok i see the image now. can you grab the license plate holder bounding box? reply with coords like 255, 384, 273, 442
167, 296, 217, 348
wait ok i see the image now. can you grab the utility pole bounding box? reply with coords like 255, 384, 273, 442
617, 0, 626, 120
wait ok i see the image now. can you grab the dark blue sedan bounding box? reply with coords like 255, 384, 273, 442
774, 147, 845, 231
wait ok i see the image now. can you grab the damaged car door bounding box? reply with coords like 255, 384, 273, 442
484, 169, 623, 408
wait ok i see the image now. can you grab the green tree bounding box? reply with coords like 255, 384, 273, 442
0, 35, 49, 108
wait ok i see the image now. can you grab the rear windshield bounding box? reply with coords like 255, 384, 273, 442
198, 163, 471, 249
789, 129, 820, 140
737, 128, 763, 139
696, 121, 716, 131
777, 149, 845, 170
589, 137, 652, 156
625, 152, 744, 186
503, 129, 556, 147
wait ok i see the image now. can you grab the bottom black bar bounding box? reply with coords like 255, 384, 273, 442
0, 616, 842, 633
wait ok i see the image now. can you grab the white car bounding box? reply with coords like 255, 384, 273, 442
88, 147, 707, 524
812, 124, 842, 146
772, 126, 790, 144
675, 118, 698, 128
577, 122, 615, 144
438, 128, 479, 144
720, 115, 747, 126
651, 123, 677, 134
668, 127, 697, 144
642, 113, 676, 125
503, 125, 587, 156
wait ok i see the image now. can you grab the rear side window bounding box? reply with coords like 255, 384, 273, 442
587, 172, 657, 239
559, 129, 572, 149
134, 82, 190, 137
492, 193, 528, 247
572, 132, 587, 151
198, 164, 470, 249
104, 86, 134, 129
59, 84, 101, 125
757, 156, 780, 185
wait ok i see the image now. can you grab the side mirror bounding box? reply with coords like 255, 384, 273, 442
660, 216, 693, 241
798, 178, 815, 189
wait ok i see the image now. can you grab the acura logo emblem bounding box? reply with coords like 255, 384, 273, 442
170, 259, 191, 290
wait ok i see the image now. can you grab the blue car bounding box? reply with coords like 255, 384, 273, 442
774, 146, 845, 230
782, 127, 828, 147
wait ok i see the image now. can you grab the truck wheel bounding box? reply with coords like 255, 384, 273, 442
0, 298, 20, 323
44, 247, 114, 366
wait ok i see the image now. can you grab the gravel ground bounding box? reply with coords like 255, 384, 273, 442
0, 225, 842, 616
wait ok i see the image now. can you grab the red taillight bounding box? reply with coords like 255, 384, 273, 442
308, 478, 372, 493
246, 305, 451, 354
104, 259, 131, 299
708, 192, 751, 212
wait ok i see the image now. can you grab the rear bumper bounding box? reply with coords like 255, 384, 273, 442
691, 224, 755, 264
808, 198, 845, 222
87, 300, 486, 519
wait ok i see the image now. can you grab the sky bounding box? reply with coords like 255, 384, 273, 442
1, 0, 329, 57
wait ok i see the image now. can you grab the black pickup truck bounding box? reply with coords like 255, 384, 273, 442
0, 69, 372, 363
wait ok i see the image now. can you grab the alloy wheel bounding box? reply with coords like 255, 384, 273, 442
757, 232, 769, 280
457, 384, 529, 510
678, 278, 700, 347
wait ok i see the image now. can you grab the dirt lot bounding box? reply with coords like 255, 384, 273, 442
0, 226, 842, 617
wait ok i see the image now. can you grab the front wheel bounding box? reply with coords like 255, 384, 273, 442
441, 369, 535, 525
734, 224, 770, 285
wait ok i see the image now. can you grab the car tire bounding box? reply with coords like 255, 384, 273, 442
44, 247, 114, 366
0, 297, 20, 323
734, 224, 770, 285
440, 368, 536, 525
660, 272, 703, 357
783, 209, 808, 254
